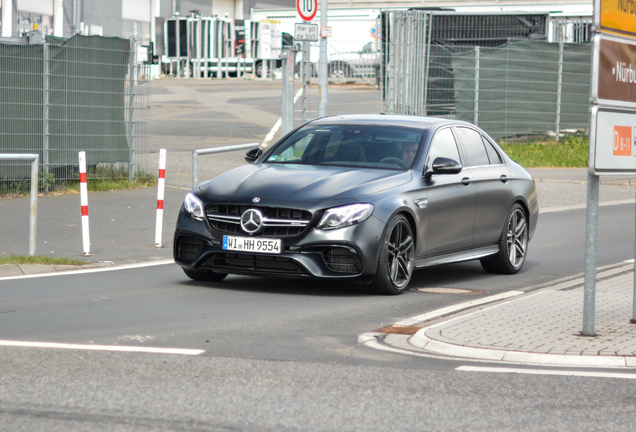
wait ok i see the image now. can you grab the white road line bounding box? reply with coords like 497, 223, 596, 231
0, 340, 204, 356
0, 259, 174, 281
456, 365, 636, 380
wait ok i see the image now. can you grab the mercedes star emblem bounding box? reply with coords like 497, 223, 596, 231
240, 209, 263, 234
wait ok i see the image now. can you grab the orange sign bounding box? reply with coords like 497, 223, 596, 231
599, 0, 636, 38
613, 125, 633, 156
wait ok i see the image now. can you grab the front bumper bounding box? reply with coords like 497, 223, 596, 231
173, 210, 384, 280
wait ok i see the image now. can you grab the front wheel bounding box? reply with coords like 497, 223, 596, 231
183, 268, 228, 282
481, 203, 529, 274
368, 214, 415, 295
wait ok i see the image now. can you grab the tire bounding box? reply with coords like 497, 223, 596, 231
183, 268, 228, 282
481, 203, 529, 274
254, 60, 263, 78
368, 214, 415, 295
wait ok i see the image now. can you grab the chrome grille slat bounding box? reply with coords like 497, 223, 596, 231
206, 204, 312, 237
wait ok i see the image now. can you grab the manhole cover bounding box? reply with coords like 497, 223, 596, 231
411, 287, 487, 295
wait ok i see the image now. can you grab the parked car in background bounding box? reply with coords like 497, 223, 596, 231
173, 114, 539, 295
328, 41, 381, 79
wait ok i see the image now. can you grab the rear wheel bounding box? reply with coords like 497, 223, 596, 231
183, 268, 228, 282
481, 203, 528, 274
368, 214, 414, 295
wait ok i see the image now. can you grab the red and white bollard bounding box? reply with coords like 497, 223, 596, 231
78, 151, 91, 256
154, 149, 167, 247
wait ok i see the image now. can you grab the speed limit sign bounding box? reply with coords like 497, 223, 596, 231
297, 0, 317, 21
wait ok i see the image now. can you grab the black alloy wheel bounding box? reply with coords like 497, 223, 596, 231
369, 214, 415, 295
481, 203, 529, 274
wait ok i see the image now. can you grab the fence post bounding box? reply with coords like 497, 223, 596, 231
474, 46, 480, 126
128, 36, 138, 183
43, 42, 50, 192
556, 41, 564, 141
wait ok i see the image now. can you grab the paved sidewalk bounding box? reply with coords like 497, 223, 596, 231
371, 263, 636, 368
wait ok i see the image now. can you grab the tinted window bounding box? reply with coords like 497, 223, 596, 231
265, 124, 423, 170
483, 137, 503, 165
456, 127, 490, 167
426, 128, 461, 167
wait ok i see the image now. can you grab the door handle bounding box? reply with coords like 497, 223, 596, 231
462, 177, 471, 186
500, 175, 509, 183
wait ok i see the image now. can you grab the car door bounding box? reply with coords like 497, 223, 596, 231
454, 126, 512, 247
422, 127, 476, 257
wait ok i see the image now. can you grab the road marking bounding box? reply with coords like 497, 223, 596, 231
456, 365, 636, 380
0, 259, 174, 281
0, 340, 204, 356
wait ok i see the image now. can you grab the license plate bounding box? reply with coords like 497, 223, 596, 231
222, 235, 282, 254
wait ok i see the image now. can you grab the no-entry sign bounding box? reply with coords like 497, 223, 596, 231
297, 0, 317, 22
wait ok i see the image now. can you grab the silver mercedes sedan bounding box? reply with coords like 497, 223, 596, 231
174, 114, 539, 295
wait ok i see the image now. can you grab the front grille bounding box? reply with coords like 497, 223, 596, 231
175, 235, 206, 264
202, 252, 303, 274
323, 247, 361, 274
207, 204, 312, 237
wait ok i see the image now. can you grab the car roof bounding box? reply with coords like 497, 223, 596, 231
308, 114, 471, 131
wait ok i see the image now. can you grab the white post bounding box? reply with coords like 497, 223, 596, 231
78, 151, 91, 256
154, 149, 166, 247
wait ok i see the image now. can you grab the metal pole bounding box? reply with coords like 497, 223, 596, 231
128, 35, 137, 183
556, 41, 564, 141
43, 43, 50, 192
318, 1, 328, 116
582, 172, 599, 336
474, 46, 480, 126
302, 41, 309, 123
29, 154, 39, 256
632, 185, 636, 323
281, 47, 294, 135
192, 143, 260, 189
0, 154, 39, 256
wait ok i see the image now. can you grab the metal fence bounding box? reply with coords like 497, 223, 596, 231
0, 34, 150, 195
381, 10, 592, 140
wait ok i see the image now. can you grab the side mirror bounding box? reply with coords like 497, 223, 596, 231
245, 147, 263, 163
424, 157, 462, 178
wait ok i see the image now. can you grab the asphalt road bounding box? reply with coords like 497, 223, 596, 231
3, 79, 636, 431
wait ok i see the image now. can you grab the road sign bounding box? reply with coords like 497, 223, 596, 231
294, 23, 318, 41
590, 106, 636, 174
297, 0, 317, 22
596, 0, 636, 38
592, 34, 636, 109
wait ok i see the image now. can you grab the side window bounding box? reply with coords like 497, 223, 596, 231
426, 128, 461, 167
483, 137, 504, 165
456, 127, 490, 167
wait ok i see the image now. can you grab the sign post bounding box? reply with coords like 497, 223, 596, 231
584, 0, 636, 335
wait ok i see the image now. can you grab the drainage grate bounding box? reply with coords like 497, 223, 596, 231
410, 287, 488, 295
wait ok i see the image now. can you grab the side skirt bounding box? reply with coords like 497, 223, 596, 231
414, 245, 499, 268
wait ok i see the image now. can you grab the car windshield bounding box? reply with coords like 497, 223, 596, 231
265, 124, 424, 170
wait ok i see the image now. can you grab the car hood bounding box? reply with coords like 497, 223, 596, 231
197, 164, 412, 203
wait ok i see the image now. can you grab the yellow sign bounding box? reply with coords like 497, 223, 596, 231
599, 0, 636, 38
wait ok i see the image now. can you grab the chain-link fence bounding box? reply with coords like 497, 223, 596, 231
381, 10, 592, 140
0, 34, 150, 195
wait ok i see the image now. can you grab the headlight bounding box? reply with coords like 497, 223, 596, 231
184, 192, 205, 221
317, 203, 374, 230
